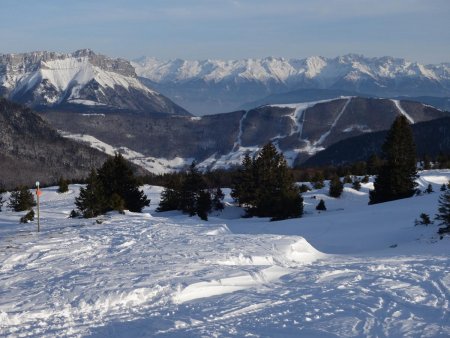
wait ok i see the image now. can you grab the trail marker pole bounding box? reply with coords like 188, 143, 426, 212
36, 181, 41, 232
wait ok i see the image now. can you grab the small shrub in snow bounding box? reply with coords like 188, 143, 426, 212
440, 184, 447, 192
329, 176, 344, 198
69, 209, 81, 218
343, 175, 353, 184
299, 184, 311, 193
20, 210, 35, 223
316, 199, 326, 211
424, 184, 433, 194
361, 175, 370, 184
57, 177, 69, 193
352, 180, 361, 191
415, 213, 432, 226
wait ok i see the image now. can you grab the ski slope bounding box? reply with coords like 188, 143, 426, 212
0, 171, 449, 337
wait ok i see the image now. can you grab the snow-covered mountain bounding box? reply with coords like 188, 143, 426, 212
132, 55, 450, 115
0, 49, 189, 115
44, 97, 448, 173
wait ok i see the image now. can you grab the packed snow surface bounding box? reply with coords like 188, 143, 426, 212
0, 170, 449, 337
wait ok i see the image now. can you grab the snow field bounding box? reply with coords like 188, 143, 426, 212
0, 170, 449, 337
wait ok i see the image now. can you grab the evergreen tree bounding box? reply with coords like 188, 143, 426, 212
425, 184, 433, 194
369, 116, 418, 204
0, 187, 5, 212
75, 169, 107, 218
435, 189, 450, 234
352, 179, 361, 191
232, 143, 303, 220
8, 186, 36, 212
97, 153, 150, 212
316, 199, 326, 211
157, 175, 183, 212
20, 210, 35, 223
212, 187, 225, 211
196, 190, 212, 221
416, 213, 432, 226
312, 172, 325, 189
157, 162, 212, 220
343, 175, 353, 184
440, 184, 447, 192
231, 154, 256, 207
367, 154, 383, 175
422, 155, 432, 170
329, 176, 344, 198
361, 175, 370, 184
299, 184, 311, 193
57, 176, 69, 193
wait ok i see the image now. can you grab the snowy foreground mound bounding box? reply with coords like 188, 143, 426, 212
0, 171, 449, 337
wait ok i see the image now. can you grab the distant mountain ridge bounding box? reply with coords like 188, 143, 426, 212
0, 49, 190, 115
41, 97, 449, 173
133, 54, 450, 115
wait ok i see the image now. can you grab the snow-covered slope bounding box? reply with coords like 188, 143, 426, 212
53, 97, 447, 173
0, 170, 449, 337
133, 54, 450, 114
0, 49, 189, 115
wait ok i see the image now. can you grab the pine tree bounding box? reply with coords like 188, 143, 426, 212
75, 169, 107, 218
352, 179, 361, 191
316, 199, 326, 211
231, 154, 256, 207
435, 189, 450, 234
179, 162, 206, 216
425, 184, 433, 194
196, 190, 212, 221
361, 175, 370, 184
157, 162, 212, 220
212, 187, 225, 211
329, 176, 344, 198
367, 154, 383, 175
343, 175, 353, 184
97, 153, 149, 213
157, 175, 183, 212
416, 213, 432, 226
440, 184, 447, 192
0, 187, 4, 212
312, 172, 325, 189
20, 210, 35, 223
369, 116, 417, 204
232, 143, 303, 220
57, 176, 69, 193
8, 186, 36, 212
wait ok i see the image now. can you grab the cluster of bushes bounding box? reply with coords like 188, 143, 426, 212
157, 162, 224, 220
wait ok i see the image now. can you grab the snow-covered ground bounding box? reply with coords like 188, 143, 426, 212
0, 171, 449, 337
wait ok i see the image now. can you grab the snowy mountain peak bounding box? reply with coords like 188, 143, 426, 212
132, 54, 450, 114
0, 50, 190, 115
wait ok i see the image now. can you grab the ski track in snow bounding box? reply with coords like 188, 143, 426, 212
314, 97, 352, 146
392, 99, 415, 124
0, 172, 450, 337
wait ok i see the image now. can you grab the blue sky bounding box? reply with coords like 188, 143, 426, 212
1, 0, 449, 63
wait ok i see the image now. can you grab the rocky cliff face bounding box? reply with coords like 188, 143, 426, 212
0, 49, 190, 116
